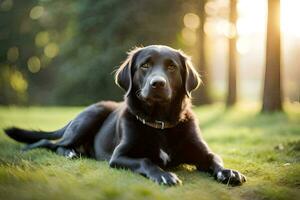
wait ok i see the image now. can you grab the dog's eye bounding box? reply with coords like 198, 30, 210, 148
167, 64, 177, 72
141, 63, 151, 69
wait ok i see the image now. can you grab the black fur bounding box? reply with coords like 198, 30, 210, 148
4, 45, 246, 186
4, 126, 65, 144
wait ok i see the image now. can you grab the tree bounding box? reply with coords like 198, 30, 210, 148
0, 0, 191, 105
226, 0, 237, 107
193, 0, 212, 105
53, 0, 187, 105
262, 0, 282, 112
0, 0, 77, 105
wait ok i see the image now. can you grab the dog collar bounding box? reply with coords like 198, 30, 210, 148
135, 115, 177, 129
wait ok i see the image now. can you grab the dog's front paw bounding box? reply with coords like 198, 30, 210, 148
149, 171, 182, 186
215, 169, 246, 186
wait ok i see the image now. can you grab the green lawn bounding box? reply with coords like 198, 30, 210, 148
0, 103, 299, 200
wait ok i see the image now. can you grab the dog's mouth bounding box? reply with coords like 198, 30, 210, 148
137, 88, 172, 104
145, 95, 170, 102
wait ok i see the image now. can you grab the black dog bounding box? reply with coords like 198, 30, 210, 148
5, 45, 246, 186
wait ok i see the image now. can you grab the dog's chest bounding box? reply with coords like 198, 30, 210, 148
159, 148, 171, 166
140, 128, 173, 166
157, 133, 172, 166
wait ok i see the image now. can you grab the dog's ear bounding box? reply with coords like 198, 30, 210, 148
179, 51, 201, 98
115, 47, 141, 96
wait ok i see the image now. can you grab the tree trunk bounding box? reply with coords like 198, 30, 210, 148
262, 0, 282, 112
194, 0, 212, 105
226, 0, 238, 107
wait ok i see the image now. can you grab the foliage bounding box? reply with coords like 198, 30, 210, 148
0, 0, 199, 105
0, 103, 299, 200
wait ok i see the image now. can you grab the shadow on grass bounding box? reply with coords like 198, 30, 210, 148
198, 104, 299, 135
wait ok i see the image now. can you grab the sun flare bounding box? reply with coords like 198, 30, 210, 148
281, 0, 300, 37
237, 0, 300, 37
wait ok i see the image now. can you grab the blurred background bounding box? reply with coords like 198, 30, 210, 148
0, 0, 299, 107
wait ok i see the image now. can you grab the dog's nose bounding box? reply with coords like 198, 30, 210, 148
150, 76, 166, 88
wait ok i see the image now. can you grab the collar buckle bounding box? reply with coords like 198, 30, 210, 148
155, 120, 165, 129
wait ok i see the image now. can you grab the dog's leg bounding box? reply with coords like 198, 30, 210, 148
22, 139, 79, 159
109, 143, 182, 186
22, 140, 78, 159
197, 151, 247, 186
22, 139, 57, 152
177, 126, 246, 186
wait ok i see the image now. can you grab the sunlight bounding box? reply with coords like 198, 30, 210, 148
216, 20, 236, 38
281, 0, 300, 37
237, 0, 300, 37
237, 0, 267, 35
236, 37, 250, 54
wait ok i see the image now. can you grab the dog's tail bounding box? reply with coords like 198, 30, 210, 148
4, 123, 69, 144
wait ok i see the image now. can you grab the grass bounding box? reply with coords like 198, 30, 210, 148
0, 103, 299, 200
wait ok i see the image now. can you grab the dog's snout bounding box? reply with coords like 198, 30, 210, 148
150, 76, 166, 88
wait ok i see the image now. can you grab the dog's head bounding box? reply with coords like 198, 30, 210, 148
115, 45, 200, 104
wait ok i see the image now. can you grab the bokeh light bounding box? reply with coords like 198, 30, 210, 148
7, 47, 19, 62
204, 19, 218, 36
0, 0, 13, 11
181, 27, 197, 46
44, 43, 59, 58
216, 20, 236, 38
35, 31, 50, 47
0, 0, 299, 106
10, 70, 28, 92
30, 6, 44, 20
236, 37, 250, 54
27, 56, 41, 73
183, 13, 200, 30
205, 1, 218, 16
225, 23, 236, 38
